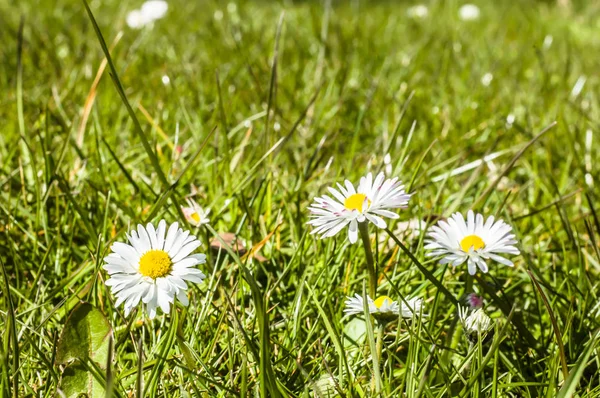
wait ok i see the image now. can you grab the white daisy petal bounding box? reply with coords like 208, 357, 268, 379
157, 289, 171, 314
137, 224, 151, 249
168, 230, 190, 257
163, 222, 179, 253
177, 290, 189, 307
171, 240, 202, 263
348, 219, 359, 244
156, 219, 167, 250
111, 242, 140, 264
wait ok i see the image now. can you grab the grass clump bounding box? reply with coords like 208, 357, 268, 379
1, 0, 599, 396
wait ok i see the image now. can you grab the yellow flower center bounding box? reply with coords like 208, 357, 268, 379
191, 212, 201, 223
344, 193, 370, 212
373, 296, 393, 309
460, 235, 485, 252
138, 250, 172, 279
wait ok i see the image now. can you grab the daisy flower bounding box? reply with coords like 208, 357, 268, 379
458, 4, 480, 21
407, 4, 429, 19
458, 306, 492, 342
308, 172, 411, 243
181, 199, 211, 227
344, 294, 423, 321
424, 210, 519, 275
141, 0, 168, 20
104, 220, 206, 319
126, 0, 168, 29
466, 293, 484, 309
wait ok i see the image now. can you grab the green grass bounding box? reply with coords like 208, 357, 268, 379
1, 0, 600, 396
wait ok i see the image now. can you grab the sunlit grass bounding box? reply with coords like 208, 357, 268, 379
1, 0, 600, 396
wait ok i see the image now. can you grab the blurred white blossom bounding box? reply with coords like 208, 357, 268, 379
141, 1, 168, 20
408, 4, 428, 19
459, 4, 480, 21
126, 0, 168, 29
571, 76, 586, 98
481, 72, 493, 86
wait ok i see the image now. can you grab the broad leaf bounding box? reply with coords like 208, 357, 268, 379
56, 302, 112, 366
56, 302, 113, 398
59, 363, 106, 398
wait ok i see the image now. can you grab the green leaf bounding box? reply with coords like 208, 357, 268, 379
557, 330, 599, 398
56, 302, 112, 366
56, 303, 113, 398
59, 363, 105, 398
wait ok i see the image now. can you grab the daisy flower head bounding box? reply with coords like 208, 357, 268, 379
307, 172, 412, 243
458, 4, 480, 21
458, 306, 493, 343
126, 0, 168, 29
424, 210, 520, 275
104, 220, 206, 319
407, 4, 429, 19
344, 294, 423, 321
466, 293, 484, 309
181, 199, 211, 227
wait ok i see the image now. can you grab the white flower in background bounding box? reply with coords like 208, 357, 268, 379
481, 72, 493, 86
407, 4, 428, 19
126, 0, 168, 29
424, 210, 519, 275
141, 0, 168, 19
506, 114, 515, 127
458, 306, 492, 342
384, 153, 393, 175
104, 220, 206, 319
181, 199, 211, 227
459, 4, 480, 21
543, 35, 553, 50
307, 172, 412, 243
344, 294, 423, 320
126, 10, 147, 29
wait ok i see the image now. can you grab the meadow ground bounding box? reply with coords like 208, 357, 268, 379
1, 0, 600, 397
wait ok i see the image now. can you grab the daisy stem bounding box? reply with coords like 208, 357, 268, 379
358, 221, 377, 297
375, 321, 386, 386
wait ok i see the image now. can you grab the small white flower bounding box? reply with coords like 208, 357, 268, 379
459, 4, 480, 21
126, 10, 148, 29
344, 294, 423, 320
181, 199, 211, 227
141, 0, 168, 20
307, 172, 411, 243
458, 306, 492, 341
126, 0, 168, 29
384, 153, 393, 175
104, 220, 206, 319
407, 4, 428, 19
543, 35, 553, 50
481, 72, 493, 86
425, 210, 519, 275
161, 75, 170, 85
506, 114, 515, 126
